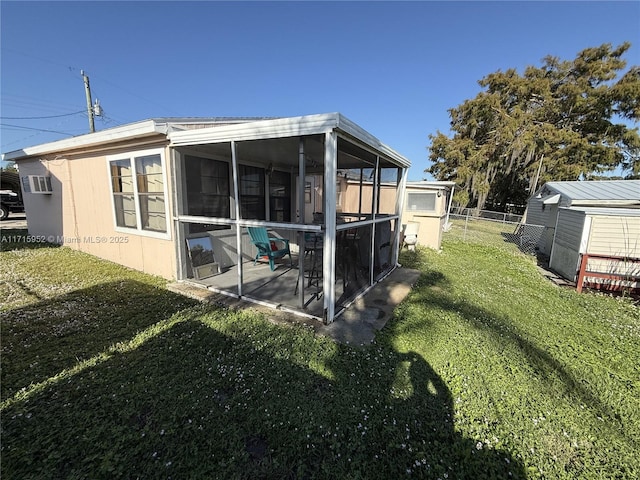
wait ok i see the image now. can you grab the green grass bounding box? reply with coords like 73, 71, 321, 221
1, 230, 638, 479
446, 217, 525, 252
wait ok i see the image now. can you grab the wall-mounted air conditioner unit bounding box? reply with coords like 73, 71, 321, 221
21, 175, 53, 194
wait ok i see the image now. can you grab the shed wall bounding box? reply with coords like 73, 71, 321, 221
549, 208, 586, 280
524, 198, 558, 255
587, 215, 640, 257
583, 215, 640, 288
525, 198, 546, 226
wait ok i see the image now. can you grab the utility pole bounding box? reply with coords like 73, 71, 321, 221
81, 70, 95, 133
531, 154, 544, 195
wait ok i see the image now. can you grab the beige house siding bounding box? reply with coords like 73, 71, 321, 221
585, 215, 640, 288
19, 142, 177, 279
585, 215, 640, 286
337, 181, 446, 248
339, 182, 399, 217
401, 188, 450, 250
400, 213, 444, 249
587, 215, 640, 257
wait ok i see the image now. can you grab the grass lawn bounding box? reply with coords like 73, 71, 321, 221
1, 229, 638, 479
446, 217, 523, 249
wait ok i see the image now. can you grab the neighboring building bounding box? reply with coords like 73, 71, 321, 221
401, 181, 456, 250
2, 113, 411, 323
550, 207, 640, 289
523, 180, 640, 290
524, 180, 640, 256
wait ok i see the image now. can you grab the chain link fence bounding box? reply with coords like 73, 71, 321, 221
445, 209, 544, 256
449, 207, 525, 224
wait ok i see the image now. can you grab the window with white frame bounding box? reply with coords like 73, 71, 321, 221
239, 164, 265, 220
407, 192, 437, 212
108, 149, 168, 235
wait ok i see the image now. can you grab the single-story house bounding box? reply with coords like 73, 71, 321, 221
2, 113, 411, 323
401, 181, 456, 250
523, 180, 640, 290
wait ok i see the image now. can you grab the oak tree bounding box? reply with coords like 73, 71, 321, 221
428, 43, 640, 211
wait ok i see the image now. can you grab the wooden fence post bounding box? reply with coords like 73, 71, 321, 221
576, 254, 589, 293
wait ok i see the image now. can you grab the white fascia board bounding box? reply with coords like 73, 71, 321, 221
543, 194, 561, 205
406, 181, 456, 189
569, 206, 640, 217
572, 199, 640, 207
169, 113, 340, 146
335, 114, 411, 168
2, 120, 166, 162
168, 112, 412, 169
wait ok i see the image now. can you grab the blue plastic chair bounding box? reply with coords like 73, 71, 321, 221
247, 227, 292, 271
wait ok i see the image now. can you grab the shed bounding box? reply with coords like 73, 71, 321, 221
550, 207, 640, 290
2, 113, 411, 324
401, 181, 456, 250
523, 180, 640, 256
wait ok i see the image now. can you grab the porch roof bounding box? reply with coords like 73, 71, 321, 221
168, 113, 411, 168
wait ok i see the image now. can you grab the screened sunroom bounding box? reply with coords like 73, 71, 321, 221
169, 114, 410, 323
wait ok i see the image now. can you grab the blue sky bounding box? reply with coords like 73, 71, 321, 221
1, 1, 638, 180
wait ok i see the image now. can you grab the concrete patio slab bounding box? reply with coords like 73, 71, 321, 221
168, 266, 422, 346
317, 267, 422, 345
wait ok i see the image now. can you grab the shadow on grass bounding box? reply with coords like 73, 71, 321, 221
391, 267, 629, 441
0, 280, 197, 400
1, 314, 525, 479
0, 228, 61, 251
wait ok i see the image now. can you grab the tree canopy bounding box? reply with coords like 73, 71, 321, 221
427, 42, 640, 211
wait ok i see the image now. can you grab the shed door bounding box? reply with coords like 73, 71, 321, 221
549, 208, 587, 281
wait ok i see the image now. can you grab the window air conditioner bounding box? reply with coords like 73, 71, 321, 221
22, 175, 53, 194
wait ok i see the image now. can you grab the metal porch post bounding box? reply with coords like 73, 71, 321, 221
370, 156, 380, 286
298, 138, 306, 309
393, 165, 408, 266
323, 131, 337, 323
231, 140, 243, 296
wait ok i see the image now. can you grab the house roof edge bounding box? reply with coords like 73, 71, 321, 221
2, 119, 166, 162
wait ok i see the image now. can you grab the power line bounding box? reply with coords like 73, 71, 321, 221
91, 74, 181, 116
0, 123, 75, 136
7, 49, 179, 121
0, 111, 85, 120
2, 95, 86, 115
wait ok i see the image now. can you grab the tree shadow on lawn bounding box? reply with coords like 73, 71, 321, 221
1, 315, 525, 479
391, 269, 630, 442
0, 280, 197, 400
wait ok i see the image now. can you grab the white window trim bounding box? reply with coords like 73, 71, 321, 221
106, 148, 171, 240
